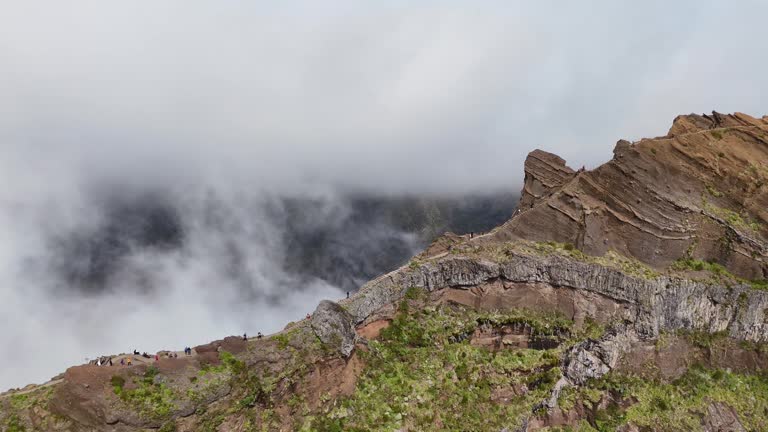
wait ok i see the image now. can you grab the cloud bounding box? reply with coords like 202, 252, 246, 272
1, 1, 767, 389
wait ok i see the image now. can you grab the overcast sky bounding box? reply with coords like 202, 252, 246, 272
1, 1, 768, 390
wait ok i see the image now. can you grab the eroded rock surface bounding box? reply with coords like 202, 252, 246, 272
310, 300, 358, 357
518, 149, 576, 211
348, 253, 768, 342
490, 112, 768, 279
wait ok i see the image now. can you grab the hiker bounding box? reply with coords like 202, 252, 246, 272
120, 358, 125, 366
346, 291, 349, 299
133, 349, 139, 355
306, 313, 311, 320
126, 357, 132, 366
108, 357, 113, 366
155, 354, 159, 361
257, 332, 263, 339
243, 333, 247, 341
470, 232, 474, 239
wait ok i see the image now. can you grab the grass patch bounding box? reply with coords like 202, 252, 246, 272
702, 200, 761, 232
4, 414, 25, 432
271, 333, 291, 350
310, 301, 570, 431
456, 240, 659, 280
585, 366, 768, 431
671, 258, 768, 291
115, 366, 177, 419
563, 366, 768, 431
676, 329, 728, 349
705, 184, 723, 198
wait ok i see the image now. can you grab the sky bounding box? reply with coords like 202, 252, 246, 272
1, 1, 768, 390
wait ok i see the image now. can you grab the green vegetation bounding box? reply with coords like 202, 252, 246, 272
671, 257, 729, 275
540, 422, 599, 432
111, 375, 126, 392
701, 199, 762, 232
309, 297, 577, 431
459, 240, 659, 280
114, 366, 177, 419
8, 394, 32, 411
158, 421, 178, 432
4, 414, 25, 432
219, 351, 245, 374
270, 331, 296, 350
0, 386, 56, 432
705, 184, 723, 198
676, 329, 728, 349
671, 257, 768, 291
710, 129, 724, 140
575, 366, 768, 431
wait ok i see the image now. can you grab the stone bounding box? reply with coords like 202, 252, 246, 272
310, 300, 358, 357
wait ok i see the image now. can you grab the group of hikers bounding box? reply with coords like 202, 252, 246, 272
242, 332, 265, 341
89, 305, 346, 370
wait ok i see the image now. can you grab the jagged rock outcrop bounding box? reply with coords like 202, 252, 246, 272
667, 111, 767, 137
489, 111, 768, 280
701, 402, 746, 432
310, 300, 358, 357
348, 253, 768, 342
562, 326, 638, 386
518, 149, 576, 211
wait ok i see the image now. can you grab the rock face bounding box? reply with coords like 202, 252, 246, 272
702, 402, 746, 432
562, 326, 638, 386
518, 149, 576, 211
347, 253, 768, 342
310, 300, 358, 357
490, 112, 768, 279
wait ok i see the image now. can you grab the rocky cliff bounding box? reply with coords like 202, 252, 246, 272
492, 112, 768, 280
3, 112, 768, 432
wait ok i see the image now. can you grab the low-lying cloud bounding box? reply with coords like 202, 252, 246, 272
1, 1, 768, 389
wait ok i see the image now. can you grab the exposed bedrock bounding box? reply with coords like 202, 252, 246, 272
518, 149, 576, 211
310, 300, 358, 357
490, 112, 768, 280
348, 254, 768, 343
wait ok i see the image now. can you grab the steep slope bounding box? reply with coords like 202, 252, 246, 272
490, 112, 768, 280
3, 112, 768, 432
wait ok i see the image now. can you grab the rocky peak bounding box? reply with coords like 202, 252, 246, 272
667, 111, 767, 137
497, 111, 768, 279
518, 149, 576, 211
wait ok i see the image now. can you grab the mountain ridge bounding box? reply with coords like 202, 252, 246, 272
3, 111, 768, 431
